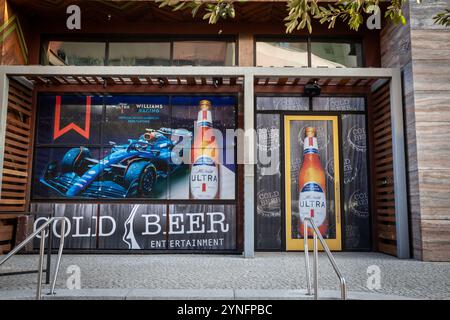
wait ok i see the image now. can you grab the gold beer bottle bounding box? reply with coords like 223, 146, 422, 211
298, 127, 328, 237
189, 100, 220, 199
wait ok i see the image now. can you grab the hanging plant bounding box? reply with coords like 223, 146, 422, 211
433, 8, 450, 26
155, 0, 449, 33
155, 0, 236, 24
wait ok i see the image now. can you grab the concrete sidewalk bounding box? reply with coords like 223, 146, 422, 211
0, 252, 449, 300
0, 288, 412, 300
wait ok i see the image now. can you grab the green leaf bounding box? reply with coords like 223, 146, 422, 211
191, 4, 201, 18
401, 15, 407, 25
172, 2, 186, 11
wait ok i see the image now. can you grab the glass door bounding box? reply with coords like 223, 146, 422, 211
284, 115, 342, 251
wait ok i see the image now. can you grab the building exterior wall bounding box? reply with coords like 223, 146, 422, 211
409, 0, 450, 262
0, 0, 449, 260
381, 0, 450, 261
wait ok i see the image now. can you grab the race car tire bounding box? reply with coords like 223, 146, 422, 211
61, 147, 91, 176
124, 161, 157, 196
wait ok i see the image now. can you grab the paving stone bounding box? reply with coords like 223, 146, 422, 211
0, 252, 449, 300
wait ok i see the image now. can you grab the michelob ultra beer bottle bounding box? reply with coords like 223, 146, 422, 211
190, 100, 220, 199
298, 127, 328, 237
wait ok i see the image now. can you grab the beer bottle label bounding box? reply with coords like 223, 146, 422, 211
190, 155, 219, 199
299, 182, 326, 227
197, 110, 213, 128
303, 137, 319, 155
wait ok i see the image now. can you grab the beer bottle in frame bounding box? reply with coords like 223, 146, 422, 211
298, 127, 328, 238
190, 100, 220, 199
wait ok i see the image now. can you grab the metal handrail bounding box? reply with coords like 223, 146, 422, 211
303, 217, 347, 300
0, 217, 66, 300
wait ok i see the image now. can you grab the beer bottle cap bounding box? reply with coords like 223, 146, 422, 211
199, 100, 212, 110
305, 127, 316, 137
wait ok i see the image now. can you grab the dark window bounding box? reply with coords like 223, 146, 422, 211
256, 96, 309, 111
43, 41, 106, 66
256, 113, 282, 250
41, 39, 236, 66
108, 42, 171, 66
312, 97, 365, 112
340, 114, 370, 250
173, 41, 236, 66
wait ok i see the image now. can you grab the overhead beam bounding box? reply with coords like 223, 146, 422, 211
0, 66, 395, 79
34, 84, 242, 93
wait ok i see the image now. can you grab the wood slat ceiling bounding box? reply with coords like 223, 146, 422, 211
23, 74, 382, 89
25, 75, 245, 87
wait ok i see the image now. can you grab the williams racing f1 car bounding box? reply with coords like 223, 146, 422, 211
40, 128, 192, 198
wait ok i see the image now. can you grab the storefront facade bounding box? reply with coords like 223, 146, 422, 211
0, 0, 449, 261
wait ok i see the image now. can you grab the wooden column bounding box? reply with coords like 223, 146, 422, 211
238, 33, 254, 67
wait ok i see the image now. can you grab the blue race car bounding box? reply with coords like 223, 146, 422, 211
40, 128, 192, 198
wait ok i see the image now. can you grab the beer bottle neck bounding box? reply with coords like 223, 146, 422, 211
303, 136, 318, 156
197, 109, 213, 128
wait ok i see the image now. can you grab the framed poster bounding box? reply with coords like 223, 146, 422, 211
284, 115, 341, 251
32, 94, 236, 201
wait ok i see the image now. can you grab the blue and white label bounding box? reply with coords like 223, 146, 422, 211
299, 182, 326, 227
303, 137, 319, 155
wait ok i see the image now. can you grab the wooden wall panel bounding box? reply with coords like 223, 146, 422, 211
409, 0, 450, 261
370, 83, 397, 256
0, 79, 33, 212
0, 78, 33, 253
0, 214, 19, 253
421, 220, 450, 262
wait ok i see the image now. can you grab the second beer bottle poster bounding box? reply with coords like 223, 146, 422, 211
284, 116, 342, 251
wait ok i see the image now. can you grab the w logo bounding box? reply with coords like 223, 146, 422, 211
53, 95, 91, 140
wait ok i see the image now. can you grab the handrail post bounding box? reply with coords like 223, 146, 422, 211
313, 227, 318, 300
0, 217, 66, 300
50, 218, 66, 295
340, 278, 347, 300
303, 217, 347, 300
45, 218, 53, 284
36, 229, 46, 300
304, 220, 312, 296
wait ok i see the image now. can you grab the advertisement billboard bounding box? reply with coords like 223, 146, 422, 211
32, 94, 236, 200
